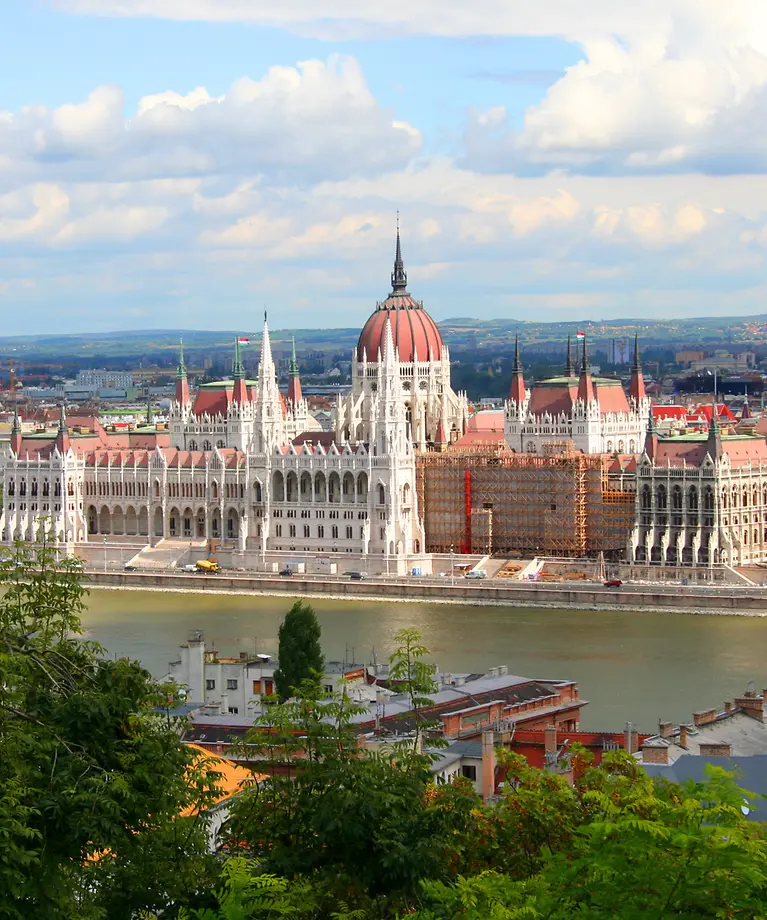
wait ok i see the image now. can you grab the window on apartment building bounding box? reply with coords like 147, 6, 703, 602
276, 524, 282, 537
332, 525, 339, 539
289, 524, 296, 538
461, 765, 477, 781
226, 679, 238, 690
346, 526, 353, 539
318, 525, 324, 539
206, 679, 215, 690
304, 525, 310, 538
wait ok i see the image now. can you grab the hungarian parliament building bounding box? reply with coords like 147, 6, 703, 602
0, 234, 468, 565
3, 233, 767, 571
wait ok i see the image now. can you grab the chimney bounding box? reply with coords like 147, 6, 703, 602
481, 730, 496, 801
724, 701, 734, 714
734, 694, 765, 722
658, 720, 673, 739
699, 742, 732, 757
544, 724, 557, 754
693, 708, 717, 727
678, 724, 688, 748
624, 722, 638, 754
641, 741, 669, 765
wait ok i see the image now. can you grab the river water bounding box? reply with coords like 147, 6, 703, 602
79, 589, 767, 732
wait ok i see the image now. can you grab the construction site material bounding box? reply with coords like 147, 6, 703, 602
416, 442, 635, 558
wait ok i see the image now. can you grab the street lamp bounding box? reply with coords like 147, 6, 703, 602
103, 536, 107, 573
450, 544, 454, 586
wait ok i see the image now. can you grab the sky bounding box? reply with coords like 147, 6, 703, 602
3, 1, 767, 334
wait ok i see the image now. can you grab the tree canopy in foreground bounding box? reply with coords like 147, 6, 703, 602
2, 545, 766, 920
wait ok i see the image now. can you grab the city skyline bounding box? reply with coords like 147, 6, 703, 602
3, 1, 767, 333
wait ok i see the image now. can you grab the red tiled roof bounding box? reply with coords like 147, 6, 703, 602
357, 297, 443, 363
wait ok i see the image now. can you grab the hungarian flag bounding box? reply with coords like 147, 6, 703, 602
575, 331, 586, 340
237, 337, 249, 344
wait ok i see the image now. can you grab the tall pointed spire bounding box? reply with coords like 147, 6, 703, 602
177, 339, 186, 378
232, 337, 245, 379
565, 334, 575, 376
509, 334, 526, 405
577, 334, 595, 403
391, 214, 408, 295
258, 312, 275, 380
629, 332, 646, 403
175, 338, 190, 407
56, 402, 70, 453
287, 336, 303, 410
644, 409, 658, 461
10, 388, 22, 454
707, 398, 724, 461
232, 337, 248, 405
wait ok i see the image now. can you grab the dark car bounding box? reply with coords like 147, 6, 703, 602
604, 579, 622, 588
279, 568, 294, 577
348, 571, 366, 580
124, 564, 137, 572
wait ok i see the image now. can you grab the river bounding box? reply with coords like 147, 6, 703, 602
80, 588, 767, 732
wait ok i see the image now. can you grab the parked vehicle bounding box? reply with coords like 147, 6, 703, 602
604, 579, 623, 588
464, 570, 487, 580
348, 571, 365, 580
196, 559, 220, 573
279, 568, 294, 577
182, 564, 198, 573
123, 564, 137, 572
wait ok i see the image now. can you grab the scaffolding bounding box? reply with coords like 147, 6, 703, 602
416, 443, 635, 558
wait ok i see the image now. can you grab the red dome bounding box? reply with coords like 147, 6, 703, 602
357, 295, 444, 363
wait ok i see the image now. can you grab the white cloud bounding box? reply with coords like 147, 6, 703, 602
50, 0, 668, 39
0, 55, 420, 187
465, 3, 767, 174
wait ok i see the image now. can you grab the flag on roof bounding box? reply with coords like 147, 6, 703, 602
237, 337, 249, 344
575, 331, 586, 340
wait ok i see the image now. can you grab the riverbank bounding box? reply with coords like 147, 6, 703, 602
84, 570, 767, 616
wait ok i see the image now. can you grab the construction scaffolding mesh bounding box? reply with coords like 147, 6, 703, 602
416, 442, 635, 558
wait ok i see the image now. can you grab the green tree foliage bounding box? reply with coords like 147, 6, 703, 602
0, 538, 221, 919
273, 601, 324, 701
225, 632, 475, 916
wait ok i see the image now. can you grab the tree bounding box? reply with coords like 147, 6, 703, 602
224, 631, 477, 916
273, 601, 324, 701
0, 537, 222, 919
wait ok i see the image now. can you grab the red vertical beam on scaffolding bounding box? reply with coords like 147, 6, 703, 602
463, 468, 472, 554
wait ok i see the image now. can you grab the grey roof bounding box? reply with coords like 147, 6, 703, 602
427, 739, 483, 773
648, 712, 767, 762
348, 672, 536, 725
642, 754, 767, 821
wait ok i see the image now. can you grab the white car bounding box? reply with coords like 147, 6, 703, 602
182, 564, 198, 573
464, 570, 487, 580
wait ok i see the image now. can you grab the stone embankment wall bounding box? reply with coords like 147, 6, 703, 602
85, 571, 767, 614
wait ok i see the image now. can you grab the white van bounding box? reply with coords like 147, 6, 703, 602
464, 569, 487, 580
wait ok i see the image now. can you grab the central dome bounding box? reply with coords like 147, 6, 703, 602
356, 232, 444, 363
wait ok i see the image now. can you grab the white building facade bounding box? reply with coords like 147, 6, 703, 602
504, 335, 651, 456
0, 237, 454, 565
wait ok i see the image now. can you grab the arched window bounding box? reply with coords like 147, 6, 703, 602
671, 486, 682, 511
188, 440, 197, 451
687, 486, 698, 511
378, 484, 385, 505
254, 481, 262, 502
640, 485, 651, 510
704, 488, 714, 511
203, 440, 212, 451
216, 440, 225, 449
656, 485, 667, 510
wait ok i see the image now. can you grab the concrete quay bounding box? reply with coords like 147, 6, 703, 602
85, 570, 767, 615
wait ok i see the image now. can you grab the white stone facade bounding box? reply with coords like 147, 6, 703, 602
1, 317, 425, 561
